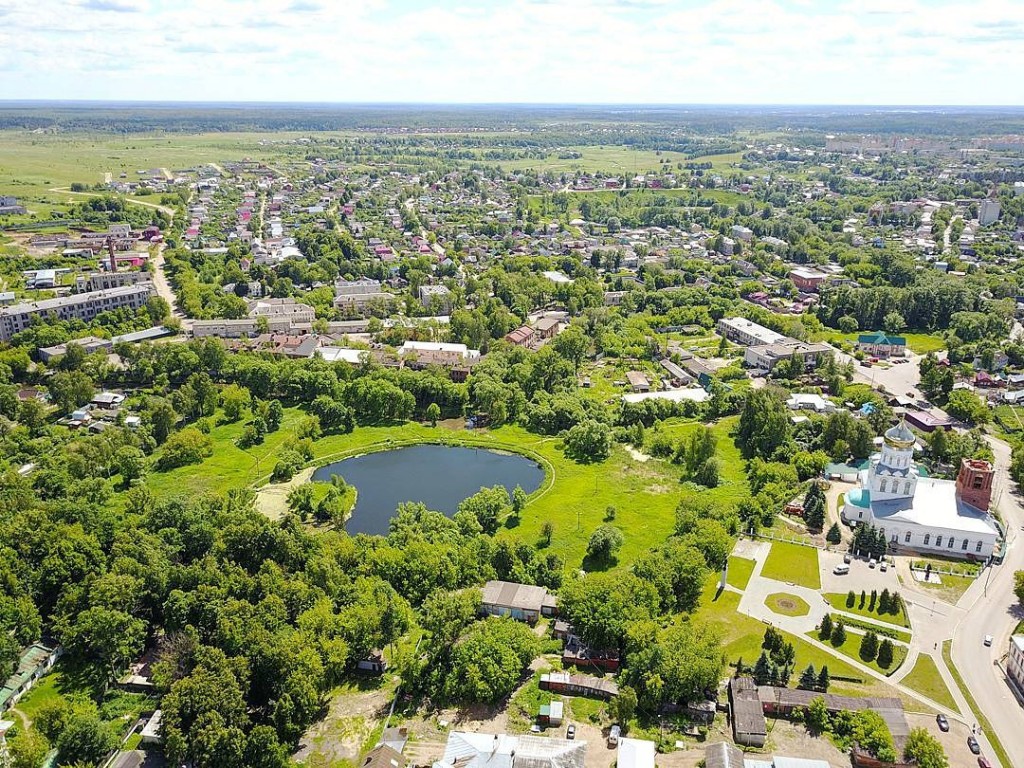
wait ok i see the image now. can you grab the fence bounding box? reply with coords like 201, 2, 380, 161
745, 529, 828, 551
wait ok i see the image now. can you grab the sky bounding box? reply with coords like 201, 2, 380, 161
0, 0, 1022, 105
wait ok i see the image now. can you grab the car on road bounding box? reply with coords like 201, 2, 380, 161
566, 725, 576, 740
843, 553, 852, 564
968, 736, 980, 755
608, 724, 620, 746
984, 635, 993, 646
978, 756, 992, 768
936, 714, 949, 732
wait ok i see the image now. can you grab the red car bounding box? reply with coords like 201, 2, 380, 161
978, 757, 992, 768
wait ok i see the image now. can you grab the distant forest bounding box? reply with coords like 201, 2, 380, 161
1, 102, 1024, 138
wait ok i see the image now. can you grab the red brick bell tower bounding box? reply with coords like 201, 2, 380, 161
956, 458, 994, 511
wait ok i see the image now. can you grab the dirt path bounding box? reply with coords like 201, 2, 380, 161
255, 466, 315, 520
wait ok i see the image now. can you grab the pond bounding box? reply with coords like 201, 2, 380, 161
311, 444, 545, 536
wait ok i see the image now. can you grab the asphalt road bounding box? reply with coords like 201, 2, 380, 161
952, 436, 1024, 768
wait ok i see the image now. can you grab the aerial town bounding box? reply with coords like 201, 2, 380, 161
1, 101, 1024, 768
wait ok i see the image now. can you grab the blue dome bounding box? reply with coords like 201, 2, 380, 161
847, 488, 871, 508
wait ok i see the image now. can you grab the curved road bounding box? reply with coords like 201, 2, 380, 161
951, 436, 1024, 768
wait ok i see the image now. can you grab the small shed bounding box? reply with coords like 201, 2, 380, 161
538, 700, 564, 726
140, 710, 162, 745
356, 650, 388, 675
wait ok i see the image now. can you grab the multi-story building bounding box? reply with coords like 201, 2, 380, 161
333, 278, 391, 317
716, 317, 786, 346
247, 298, 316, 325
0, 284, 153, 341
744, 341, 832, 372
979, 198, 1002, 226
75, 271, 150, 293
1008, 635, 1024, 692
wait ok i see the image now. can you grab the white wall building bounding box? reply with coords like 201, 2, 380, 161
841, 422, 1000, 559
717, 317, 786, 346
979, 199, 1001, 226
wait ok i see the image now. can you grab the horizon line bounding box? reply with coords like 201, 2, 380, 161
1, 100, 1024, 110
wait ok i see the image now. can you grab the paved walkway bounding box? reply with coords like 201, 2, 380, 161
733, 537, 972, 722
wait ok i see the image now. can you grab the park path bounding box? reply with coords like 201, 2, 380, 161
732, 537, 970, 721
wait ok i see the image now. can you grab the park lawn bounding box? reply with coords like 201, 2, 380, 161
760, 541, 821, 590
697, 579, 865, 688
765, 593, 810, 617
900, 654, 958, 712
900, 571, 976, 606
810, 630, 907, 677
824, 593, 911, 629
148, 410, 739, 571
726, 556, 756, 591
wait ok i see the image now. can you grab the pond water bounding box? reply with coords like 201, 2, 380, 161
311, 444, 545, 536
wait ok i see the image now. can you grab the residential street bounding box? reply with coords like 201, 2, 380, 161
950, 436, 1024, 768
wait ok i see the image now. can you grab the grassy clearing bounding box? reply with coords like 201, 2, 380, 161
901, 571, 976, 605
492, 145, 738, 174
807, 631, 907, 677
942, 640, 1011, 768
824, 593, 911, 629
765, 593, 811, 617
761, 541, 821, 590
836, 616, 911, 644
900, 654, 958, 712
726, 556, 756, 591
147, 410, 748, 571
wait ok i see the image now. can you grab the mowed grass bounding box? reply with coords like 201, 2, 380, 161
146, 410, 750, 570
808, 631, 907, 677
761, 541, 821, 590
901, 654, 958, 712
814, 329, 945, 355
765, 592, 811, 617
824, 593, 911, 629
696, 578, 896, 698
726, 556, 756, 591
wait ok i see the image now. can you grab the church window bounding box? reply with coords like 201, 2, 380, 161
924, 534, 930, 545
948, 537, 954, 548
905, 532, 911, 543
976, 541, 983, 552
962, 539, 969, 550
879, 479, 888, 493
904, 481, 911, 495
936, 536, 942, 547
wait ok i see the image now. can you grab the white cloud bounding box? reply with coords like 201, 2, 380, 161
0, 0, 1022, 103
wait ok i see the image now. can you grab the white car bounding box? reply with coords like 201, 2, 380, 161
868, 558, 877, 569
984, 635, 993, 647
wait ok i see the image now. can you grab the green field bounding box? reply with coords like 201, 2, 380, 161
0, 130, 296, 206
765, 592, 810, 617
808, 631, 907, 677
490, 146, 744, 174
824, 593, 911, 629
147, 410, 749, 571
813, 329, 945, 355
761, 541, 821, 590
900, 654, 958, 712
726, 556, 756, 590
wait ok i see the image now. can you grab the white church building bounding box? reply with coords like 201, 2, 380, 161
841, 421, 1001, 559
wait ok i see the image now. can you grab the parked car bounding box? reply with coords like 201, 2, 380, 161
868, 558, 878, 568
936, 714, 949, 732
984, 635, 993, 647
843, 553, 852, 564
968, 736, 980, 755
566, 725, 576, 740
833, 564, 850, 576
608, 725, 621, 746
880, 561, 888, 572
978, 756, 992, 768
